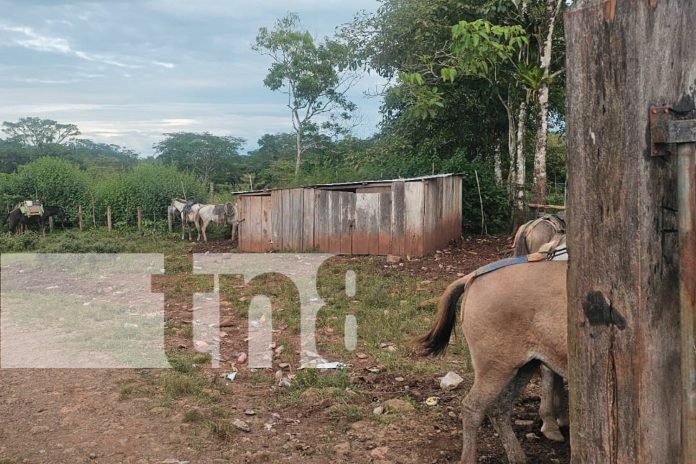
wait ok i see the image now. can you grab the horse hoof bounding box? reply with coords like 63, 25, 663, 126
541, 426, 565, 442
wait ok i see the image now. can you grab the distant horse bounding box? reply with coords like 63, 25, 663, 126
41, 206, 68, 231
511, 213, 565, 256
7, 207, 43, 235
196, 202, 238, 242
169, 199, 201, 241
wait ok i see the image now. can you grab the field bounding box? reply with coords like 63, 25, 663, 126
0, 230, 569, 463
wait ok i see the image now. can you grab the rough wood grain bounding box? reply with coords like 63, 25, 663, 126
302, 189, 315, 251
404, 181, 424, 257
566, 1, 695, 462
271, 191, 283, 251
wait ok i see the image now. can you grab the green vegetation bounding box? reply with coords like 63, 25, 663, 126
1, 0, 567, 235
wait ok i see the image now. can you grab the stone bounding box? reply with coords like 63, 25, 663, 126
440, 371, 464, 391
386, 255, 401, 264
373, 406, 384, 416
236, 352, 248, 364
525, 432, 540, 441
514, 419, 534, 427
233, 419, 251, 432
369, 447, 390, 460
382, 398, 414, 413
333, 442, 351, 456
219, 317, 235, 328
245, 409, 256, 416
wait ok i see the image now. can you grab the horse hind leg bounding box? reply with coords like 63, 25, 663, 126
539, 365, 565, 442
487, 363, 537, 464
459, 369, 517, 464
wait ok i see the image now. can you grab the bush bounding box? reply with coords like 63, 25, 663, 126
13, 157, 89, 220
93, 163, 208, 226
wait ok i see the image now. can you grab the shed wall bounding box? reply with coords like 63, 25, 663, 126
237, 176, 462, 257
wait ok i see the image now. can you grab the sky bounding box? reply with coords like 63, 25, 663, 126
0, 0, 387, 155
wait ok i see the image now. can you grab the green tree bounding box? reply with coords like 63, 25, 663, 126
153, 132, 245, 185
2, 117, 80, 147
254, 13, 358, 176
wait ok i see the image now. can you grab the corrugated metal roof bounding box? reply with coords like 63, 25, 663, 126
231, 173, 462, 196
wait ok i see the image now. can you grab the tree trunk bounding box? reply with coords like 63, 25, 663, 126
532, 0, 562, 206
494, 140, 503, 187
505, 100, 518, 193
293, 109, 303, 176
515, 100, 527, 214
566, 1, 694, 462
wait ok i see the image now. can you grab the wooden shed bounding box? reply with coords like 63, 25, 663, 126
236, 174, 462, 257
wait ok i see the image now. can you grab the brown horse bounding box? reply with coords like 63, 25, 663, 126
512, 214, 568, 442
419, 261, 568, 464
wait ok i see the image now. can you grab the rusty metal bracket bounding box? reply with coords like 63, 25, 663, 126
650, 105, 696, 156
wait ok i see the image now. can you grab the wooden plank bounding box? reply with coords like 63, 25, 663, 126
378, 192, 392, 255
340, 192, 355, 254
302, 189, 315, 251
353, 192, 370, 255
327, 191, 342, 253
403, 181, 424, 257
314, 190, 330, 252
271, 191, 283, 251
288, 189, 303, 251
261, 196, 272, 252
565, 2, 692, 462
365, 194, 380, 255
238, 197, 247, 251
390, 181, 405, 256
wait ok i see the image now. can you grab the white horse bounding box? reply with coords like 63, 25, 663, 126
169, 199, 202, 241
196, 202, 238, 242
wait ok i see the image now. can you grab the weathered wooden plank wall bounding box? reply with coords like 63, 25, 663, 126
566, 1, 695, 462
238, 176, 462, 257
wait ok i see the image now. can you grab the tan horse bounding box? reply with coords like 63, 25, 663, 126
419, 261, 567, 464
512, 214, 568, 442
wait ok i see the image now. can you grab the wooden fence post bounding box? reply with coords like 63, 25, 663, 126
78, 205, 83, 231
48, 216, 53, 233
137, 207, 142, 233
168, 207, 173, 233
107, 206, 112, 232
565, 1, 695, 462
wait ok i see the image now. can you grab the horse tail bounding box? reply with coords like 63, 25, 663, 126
417, 272, 475, 356
512, 222, 530, 256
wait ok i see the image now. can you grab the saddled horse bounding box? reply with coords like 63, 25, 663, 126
169, 199, 202, 241
7, 206, 43, 235
196, 202, 238, 242
512, 212, 565, 256
511, 214, 568, 442
419, 260, 568, 464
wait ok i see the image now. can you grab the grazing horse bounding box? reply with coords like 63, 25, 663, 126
169, 199, 201, 241
196, 202, 238, 242
41, 206, 68, 231
419, 260, 567, 464
512, 214, 568, 442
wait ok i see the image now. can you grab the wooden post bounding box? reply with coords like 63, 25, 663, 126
167, 206, 173, 233
107, 206, 112, 232
565, 1, 695, 462
78, 205, 83, 231
137, 207, 142, 233
48, 216, 53, 233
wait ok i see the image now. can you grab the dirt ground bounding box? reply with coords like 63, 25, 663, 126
0, 235, 570, 464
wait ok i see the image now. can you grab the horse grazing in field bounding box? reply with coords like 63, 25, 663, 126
169, 199, 201, 241
41, 206, 68, 230
418, 260, 568, 464
512, 214, 568, 442
196, 202, 238, 242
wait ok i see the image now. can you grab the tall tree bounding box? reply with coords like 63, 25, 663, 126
1, 117, 80, 147
153, 132, 245, 185
254, 13, 358, 176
